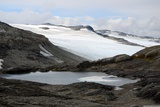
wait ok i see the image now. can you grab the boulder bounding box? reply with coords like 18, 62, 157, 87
132, 45, 160, 60
77, 61, 91, 69
113, 54, 131, 62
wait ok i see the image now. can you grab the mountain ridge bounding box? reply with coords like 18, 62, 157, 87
42, 22, 160, 40
96, 29, 160, 42
41, 23, 159, 46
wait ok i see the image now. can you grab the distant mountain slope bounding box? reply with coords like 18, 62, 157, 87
96, 29, 160, 44
12, 24, 159, 60
0, 22, 85, 71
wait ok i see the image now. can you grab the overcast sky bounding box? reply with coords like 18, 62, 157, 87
0, 0, 160, 37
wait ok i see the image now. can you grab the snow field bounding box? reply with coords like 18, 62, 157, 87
12, 24, 147, 60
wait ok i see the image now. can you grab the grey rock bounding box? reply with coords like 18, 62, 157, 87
153, 92, 160, 103
114, 54, 131, 63
68, 25, 94, 32
39, 27, 50, 30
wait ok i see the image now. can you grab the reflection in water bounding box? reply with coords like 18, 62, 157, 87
0, 71, 138, 86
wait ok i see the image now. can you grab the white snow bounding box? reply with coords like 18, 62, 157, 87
106, 75, 117, 78
11, 24, 159, 60
39, 44, 53, 57
114, 87, 123, 90
0, 59, 4, 69
79, 76, 119, 82
39, 44, 64, 63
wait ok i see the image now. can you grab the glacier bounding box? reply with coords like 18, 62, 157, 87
12, 24, 159, 60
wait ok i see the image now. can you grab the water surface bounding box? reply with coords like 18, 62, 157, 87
0, 71, 138, 86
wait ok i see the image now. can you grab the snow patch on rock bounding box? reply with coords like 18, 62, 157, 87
39, 44, 53, 57
0, 59, 4, 69
79, 76, 119, 82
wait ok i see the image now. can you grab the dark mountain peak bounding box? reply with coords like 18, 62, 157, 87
0, 21, 11, 26
42, 23, 55, 26
67, 25, 94, 32
0, 21, 12, 31
85, 25, 94, 31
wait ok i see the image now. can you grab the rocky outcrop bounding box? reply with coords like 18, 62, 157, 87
114, 54, 132, 62
77, 54, 132, 69
132, 45, 160, 60
0, 21, 85, 73
68, 25, 94, 31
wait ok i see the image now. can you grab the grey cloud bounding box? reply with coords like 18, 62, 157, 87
93, 17, 160, 37
0, 10, 53, 24
0, 10, 92, 25
47, 16, 94, 26
0, 10, 159, 37
0, 0, 159, 37
1, 0, 160, 16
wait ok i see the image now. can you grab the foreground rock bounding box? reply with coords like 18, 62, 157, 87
0, 77, 154, 107
0, 21, 85, 73
77, 45, 160, 103
0, 77, 115, 107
